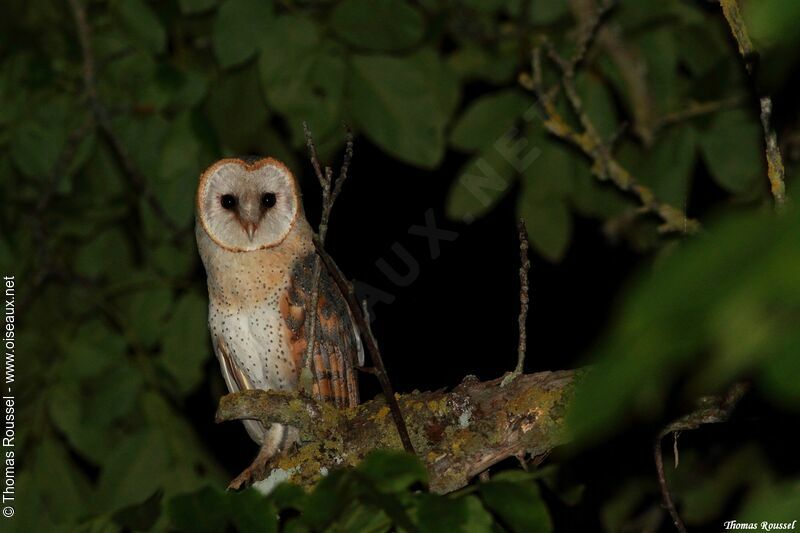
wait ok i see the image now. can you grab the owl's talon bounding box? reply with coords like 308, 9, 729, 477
227, 441, 277, 490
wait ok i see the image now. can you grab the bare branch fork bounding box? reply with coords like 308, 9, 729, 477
301, 123, 415, 455
522, 1, 700, 235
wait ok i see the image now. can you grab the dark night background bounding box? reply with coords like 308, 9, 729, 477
3, 0, 800, 531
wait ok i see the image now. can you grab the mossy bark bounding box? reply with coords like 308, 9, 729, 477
216, 369, 584, 493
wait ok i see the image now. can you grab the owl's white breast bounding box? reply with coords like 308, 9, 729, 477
197, 218, 313, 392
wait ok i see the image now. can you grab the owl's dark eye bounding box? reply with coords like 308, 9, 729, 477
261, 192, 277, 209
220, 194, 237, 210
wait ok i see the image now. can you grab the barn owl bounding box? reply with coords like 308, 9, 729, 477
195, 157, 363, 484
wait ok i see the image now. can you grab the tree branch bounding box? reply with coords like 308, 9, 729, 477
302, 125, 415, 455
217, 369, 583, 493
654, 382, 749, 533
719, 0, 787, 208
67, 0, 181, 234
523, 24, 700, 234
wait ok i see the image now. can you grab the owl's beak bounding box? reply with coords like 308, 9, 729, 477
244, 222, 258, 241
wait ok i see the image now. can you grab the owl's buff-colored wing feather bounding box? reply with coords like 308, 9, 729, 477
281, 252, 362, 408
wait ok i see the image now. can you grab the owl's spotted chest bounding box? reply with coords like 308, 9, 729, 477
207, 254, 302, 392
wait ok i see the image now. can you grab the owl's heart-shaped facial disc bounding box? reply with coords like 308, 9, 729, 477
196, 158, 300, 252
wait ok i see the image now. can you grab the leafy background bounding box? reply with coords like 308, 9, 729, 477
2, 0, 800, 530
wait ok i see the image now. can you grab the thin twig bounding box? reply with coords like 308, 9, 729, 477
502, 220, 530, 389
530, 40, 699, 234
719, 0, 787, 208
654, 95, 745, 132
66, 0, 180, 234
654, 383, 749, 533
654, 435, 687, 533
302, 125, 415, 454
759, 97, 787, 208
312, 236, 416, 454
515, 220, 530, 375
300, 125, 353, 389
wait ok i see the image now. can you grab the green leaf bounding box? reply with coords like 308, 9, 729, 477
168, 487, 230, 533
177, 0, 216, 15
479, 480, 552, 533
568, 206, 800, 443
206, 62, 269, 153
159, 112, 202, 180
631, 125, 697, 207
522, 132, 576, 201
744, 0, 800, 52
450, 89, 530, 152
700, 109, 763, 194
268, 482, 307, 511
447, 44, 520, 85
569, 158, 631, 219
461, 0, 504, 12
98, 430, 171, 512
141, 392, 229, 490
150, 112, 204, 227
213, 0, 273, 68
757, 320, 800, 408
678, 446, 771, 525
357, 450, 428, 493
636, 28, 679, 114
414, 48, 461, 123
446, 145, 516, 221
74, 228, 134, 280
331, 0, 423, 52
9, 119, 65, 177
161, 292, 211, 394
228, 490, 279, 533
114, 0, 166, 55
32, 440, 94, 522
112, 489, 164, 531
576, 73, 618, 141
518, 197, 572, 262
257, 16, 344, 143
348, 54, 448, 168
118, 283, 173, 348
416, 493, 493, 533
302, 470, 360, 529
509, 0, 570, 25
115, 115, 170, 180
333, 503, 392, 533
738, 482, 800, 524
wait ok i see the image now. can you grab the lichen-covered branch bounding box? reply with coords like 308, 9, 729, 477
719, 0, 787, 208
520, 9, 700, 234
216, 369, 583, 493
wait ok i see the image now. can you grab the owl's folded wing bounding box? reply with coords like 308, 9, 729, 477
281, 252, 362, 408
213, 337, 267, 443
